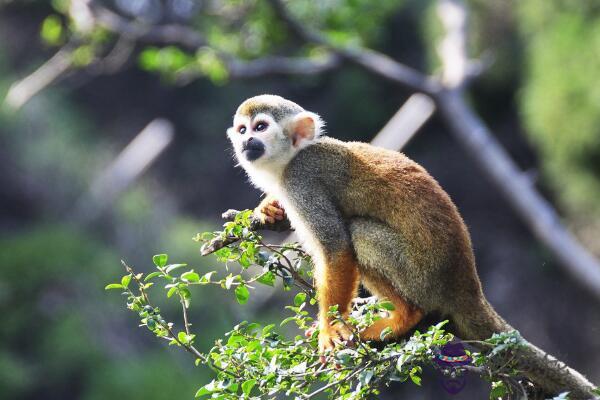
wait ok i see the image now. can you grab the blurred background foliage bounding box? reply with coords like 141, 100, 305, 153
518, 1, 600, 249
0, 0, 598, 399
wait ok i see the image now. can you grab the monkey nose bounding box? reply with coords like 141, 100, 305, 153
242, 137, 265, 161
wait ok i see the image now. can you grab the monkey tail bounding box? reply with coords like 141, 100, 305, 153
453, 299, 597, 399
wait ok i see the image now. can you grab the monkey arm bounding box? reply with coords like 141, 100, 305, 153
283, 185, 360, 353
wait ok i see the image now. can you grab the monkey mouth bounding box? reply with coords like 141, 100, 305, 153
242, 140, 265, 161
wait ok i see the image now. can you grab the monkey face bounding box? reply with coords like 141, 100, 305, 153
227, 95, 324, 194
227, 111, 296, 170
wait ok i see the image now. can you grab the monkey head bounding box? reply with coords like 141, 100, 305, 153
227, 95, 324, 186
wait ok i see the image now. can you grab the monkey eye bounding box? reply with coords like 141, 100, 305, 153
238, 125, 247, 134
254, 122, 268, 132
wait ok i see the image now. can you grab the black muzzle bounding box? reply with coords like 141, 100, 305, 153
242, 138, 265, 161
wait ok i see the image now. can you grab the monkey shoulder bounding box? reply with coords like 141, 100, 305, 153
283, 137, 352, 186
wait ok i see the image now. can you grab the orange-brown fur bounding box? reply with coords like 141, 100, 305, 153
315, 249, 360, 351
359, 269, 424, 340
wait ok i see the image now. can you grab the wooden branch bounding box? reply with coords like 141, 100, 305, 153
200, 209, 292, 256
370, 93, 435, 150
3, 44, 75, 110
228, 54, 341, 78
436, 90, 600, 300
83, 1, 204, 49
176, 54, 341, 85
436, 0, 469, 88
434, 2, 598, 397
266, 0, 441, 95
72, 119, 174, 224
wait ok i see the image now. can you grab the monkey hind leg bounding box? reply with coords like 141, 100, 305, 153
348, 217, 424, 340
358, 270, 424, 341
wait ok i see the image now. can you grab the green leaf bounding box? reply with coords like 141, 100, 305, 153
409, 367, 422, 386
104, 283, 124, 290
153, 254, 168, 267
241, 379, 256, 396
256, 271, 275, 286
235, 284, 250, 305
121, 274, 132, 288
294, 292, 307, 306
239, 251, 252, 268
378, 301, 395, 311
195, 385, 213, 398
167, 286, 177, 298
41, 15, 63, 45
139, 47, 160, 71
144, 271, 162, 281
177, 331, 195, 345
72, 45, 94, 67
199, 271, 216, 284
380, 326, 393, 340
225, 274, 235, 290
166, 263, 187, 273
280, 317, 296, 327
196, 48, 229, 84
410, 374, 422, 386
178, 331, 189, 344
181, 270, 200, 282
490, 381, 508, 399
359, 369, 374, 386
180, 287, 192, 308
262, 324, 275, 335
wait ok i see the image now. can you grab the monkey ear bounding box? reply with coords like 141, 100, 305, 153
289, 112, 322, 147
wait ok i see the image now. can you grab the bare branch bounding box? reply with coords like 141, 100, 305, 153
176, 54, 342, 85
437, 90, 600, 301
370, 93, 435, 151
84, 0, 206, 50
3, 45, 74, 110
72, 119, 174, 224
266, 0, 441, 94
436, 0, 469, 88
228, 54, 341, 78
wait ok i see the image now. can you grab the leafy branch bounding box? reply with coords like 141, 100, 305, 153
105, 210, 580, 399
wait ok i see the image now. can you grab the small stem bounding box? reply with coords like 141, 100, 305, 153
180, 294, 191, 335
260, 241, 314, 293
303, 363, 368, 399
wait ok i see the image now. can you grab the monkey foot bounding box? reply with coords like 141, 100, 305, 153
317, 323, 354, 363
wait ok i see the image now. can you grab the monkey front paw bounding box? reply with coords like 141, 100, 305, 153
318, 323, 354, 363
256, 199, 286, 224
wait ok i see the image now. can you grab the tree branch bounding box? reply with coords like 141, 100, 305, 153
200, 209, 292, 256
3, 43, 75, 110
433, 0, 600, 301
265, 0, 441, 95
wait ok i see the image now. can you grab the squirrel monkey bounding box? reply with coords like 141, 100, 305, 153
227, 95, 596, 398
